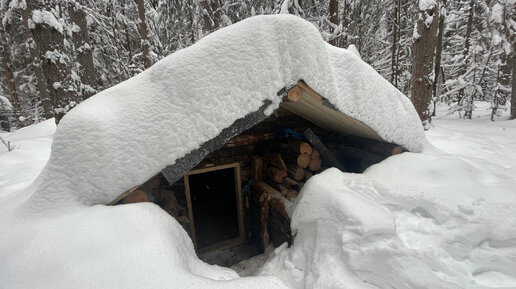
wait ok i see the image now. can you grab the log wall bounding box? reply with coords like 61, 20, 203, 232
115, 107, 405, 254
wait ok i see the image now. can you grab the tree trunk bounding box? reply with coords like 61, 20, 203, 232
462, 0, 475, 119
491, 3, 512, 120
511, 50, 516, 120
492, 52, 512, 120
329, 0, 339, 46
391, 0, 399, 86
432, 0, 446, 102
342, 0, 349, 47
356, 2, 363, 52
0, 26, 21, 118
20, 0, 52, 120
201, 0, 220, 33
68, 1, 98, 100
136, 0, 151, 69
510, 54, 516, 119
30, 0, 74, 124
410, 3, 439, 128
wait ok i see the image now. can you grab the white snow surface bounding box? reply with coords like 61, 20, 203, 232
6, 16, 515, 289
346, 44, 361, 58
1, 100, 516, 289
31, 9, 63, 33
21, 15, 424, 210
419, 0, 437, 11
0, 94, 13, 110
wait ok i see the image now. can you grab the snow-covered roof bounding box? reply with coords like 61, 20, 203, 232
24, 15, 425, 210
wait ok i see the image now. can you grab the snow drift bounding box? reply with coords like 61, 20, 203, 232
1, 103, 516, 288
22, 14, 424, 210
4, 15, 484, 289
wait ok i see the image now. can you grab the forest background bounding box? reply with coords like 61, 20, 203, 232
0, 0, 515, 129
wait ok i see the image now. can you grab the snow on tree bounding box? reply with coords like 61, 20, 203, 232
0, 0, 514, 126
411, 0, 439, 128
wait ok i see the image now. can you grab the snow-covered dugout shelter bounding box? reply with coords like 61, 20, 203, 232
26, 15, 425, 265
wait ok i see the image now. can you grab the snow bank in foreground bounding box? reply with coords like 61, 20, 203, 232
257, 111, 516, 289
23, 14, 423, 211
0, 202, 291, 289
237, 107, 516, 288
260, 170, 461, 289
1, 103, 515, 288
260, 162, 516, 288
0, 119, 55, 206
1, 128, 291, 289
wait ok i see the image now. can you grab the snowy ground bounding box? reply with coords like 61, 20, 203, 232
1, 102, 515, 288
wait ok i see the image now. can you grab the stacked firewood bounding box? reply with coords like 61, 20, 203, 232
255, 140, 322, 201
251, 140, 323, 248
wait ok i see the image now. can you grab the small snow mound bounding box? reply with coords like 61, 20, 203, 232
261, 169, 462, 289
292, 168, 395, 236
347, 44, 361, 58
0, 201, 292, 288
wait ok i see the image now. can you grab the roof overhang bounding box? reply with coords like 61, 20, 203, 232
281, 81, 383, 141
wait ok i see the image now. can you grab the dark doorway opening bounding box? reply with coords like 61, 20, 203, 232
185, 164, 244, 251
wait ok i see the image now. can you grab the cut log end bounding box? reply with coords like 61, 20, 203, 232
287, 164, 304, 181
267, 167, 287, 183
289, 140, 313, 155
266, 153, 287, 171
286, 85, 301, 102
303, 169, 313, 180
297, 153, 310, 168
392, 146, 403, 155
309, 155, 321, 171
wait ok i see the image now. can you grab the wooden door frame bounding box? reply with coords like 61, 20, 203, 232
183, 163, 244, 251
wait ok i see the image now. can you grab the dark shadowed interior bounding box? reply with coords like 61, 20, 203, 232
188, 168, 240, 249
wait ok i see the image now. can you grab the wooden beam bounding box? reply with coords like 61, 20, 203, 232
107, 185, 141, 205
222, 133, 275, 148
281, 81, 384, 141
329, 134, 406, 156
108, 172, 161, 205
252, 155, 265, 182
337, 144, 387, 172
303, 128, 346, 171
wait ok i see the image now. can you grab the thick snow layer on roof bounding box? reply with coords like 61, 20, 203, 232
22, 15, 424, 210
326, 45, 424, 149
